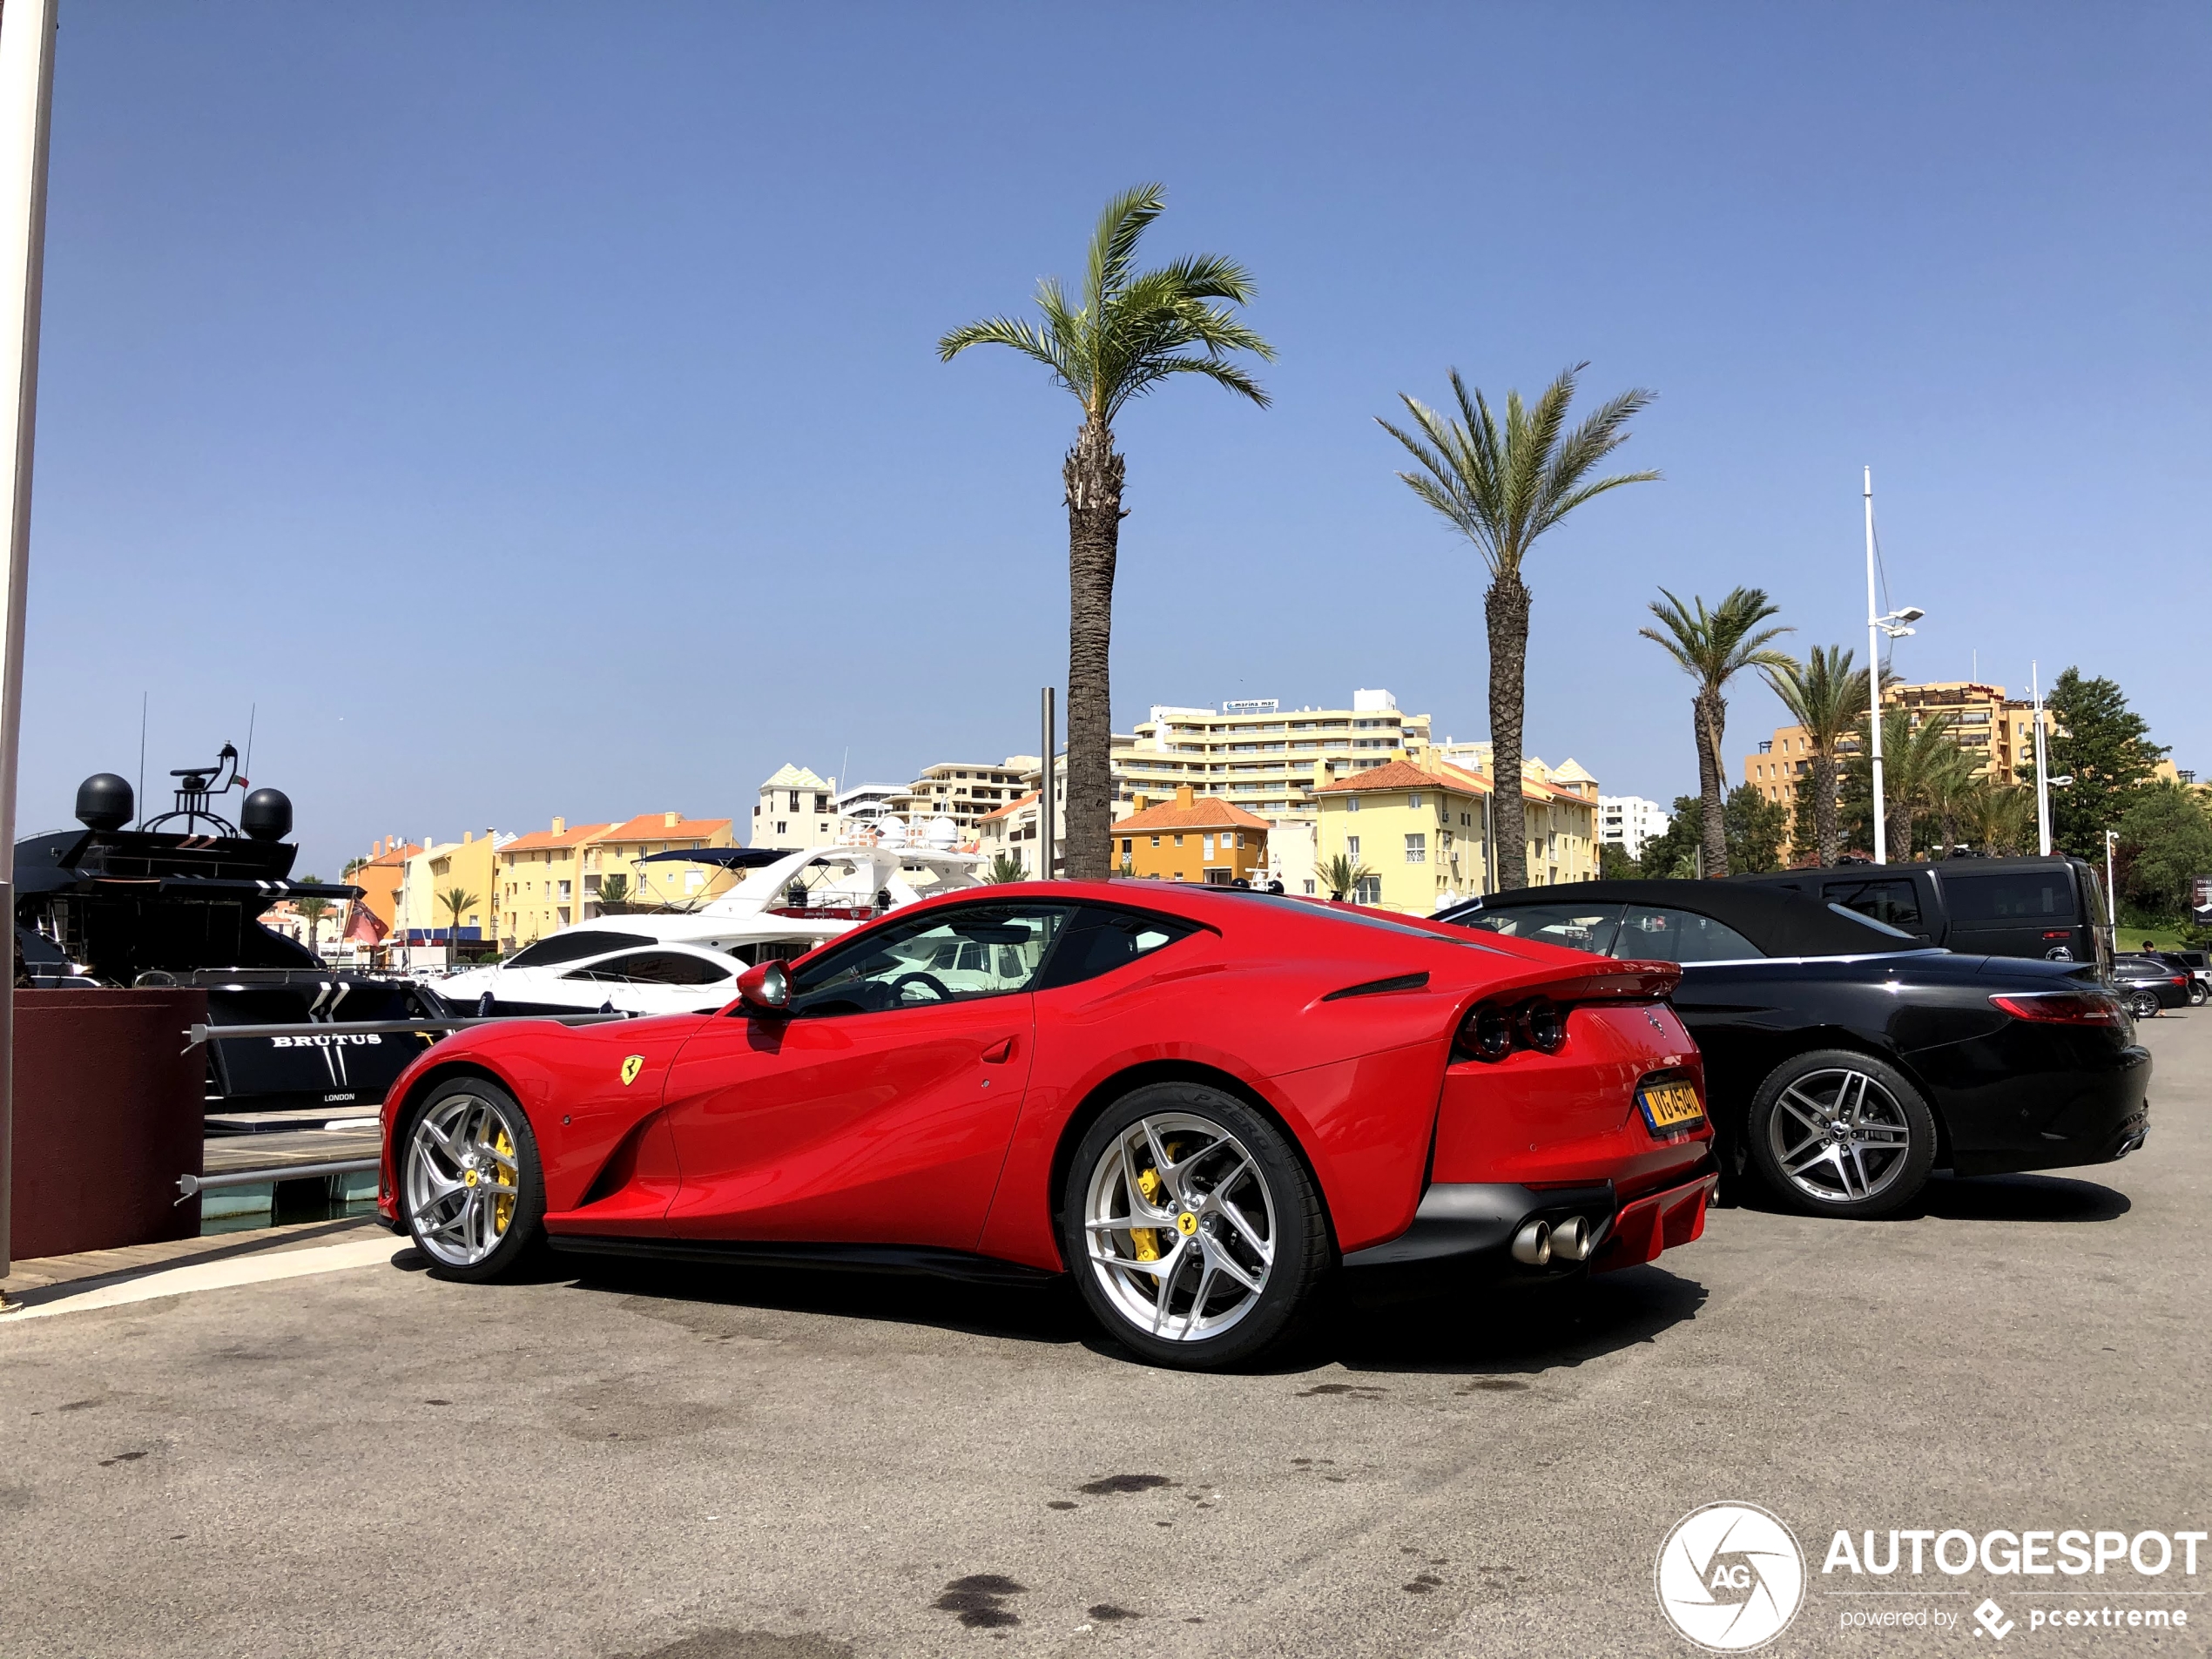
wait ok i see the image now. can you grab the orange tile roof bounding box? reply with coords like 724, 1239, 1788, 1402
601, 813, 733, 843
979, 791, 1040, 823
501, 822, 614, 853
1116, 794, 1275, 833
356, 841, 422, 868
1312, 758, 1586, 805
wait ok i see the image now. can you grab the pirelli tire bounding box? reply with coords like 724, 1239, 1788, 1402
1062, 1082, 1330, 1371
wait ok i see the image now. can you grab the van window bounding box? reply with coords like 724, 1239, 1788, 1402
1823, 878, 1923, 930
1944, 870, 2076, 924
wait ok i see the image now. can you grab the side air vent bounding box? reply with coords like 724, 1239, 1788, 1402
1322, 972, 1430, 1002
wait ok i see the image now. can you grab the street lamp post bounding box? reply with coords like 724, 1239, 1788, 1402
2104, 828, 2119, 941
1862, 469, 1923, 866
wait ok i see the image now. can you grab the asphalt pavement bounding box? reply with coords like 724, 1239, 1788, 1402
3, 1015, 2205, 1658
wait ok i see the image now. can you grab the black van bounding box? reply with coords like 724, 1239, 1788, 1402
1730, 856, 2110, 973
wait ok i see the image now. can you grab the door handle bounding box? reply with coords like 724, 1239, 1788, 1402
981, 1037, 1015, 1064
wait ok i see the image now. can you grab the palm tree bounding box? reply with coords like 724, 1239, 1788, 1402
295, 880, 332, 957
1641, 588, 1794, 877
1845, 708, 1972, 860
941, 185, 1272, 880
1964, 779, 2035, 856
1762, 644, 1871, 867
1379, 366, 1656, 888
442, 887, 480, 950
985, 853, 1028, 884
1315, 852, 1375, 903
598, 873, 631, 911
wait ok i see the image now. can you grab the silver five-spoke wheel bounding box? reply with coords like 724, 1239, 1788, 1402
405, 1091, 523, 1268
1765, 1068, 1914, 1206
1082, 1112, 1276, 1343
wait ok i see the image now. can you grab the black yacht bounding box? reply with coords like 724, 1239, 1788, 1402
13, 744, 436, 1113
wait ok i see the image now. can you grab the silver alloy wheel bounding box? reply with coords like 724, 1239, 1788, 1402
1766, 1068, 1915, 1206
1082, 1112, 1276, 1343
404, 1093, 523, 1268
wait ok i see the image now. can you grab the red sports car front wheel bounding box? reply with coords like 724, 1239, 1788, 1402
1063, 1082, 1329, 1370
401, 1078, 547, 1279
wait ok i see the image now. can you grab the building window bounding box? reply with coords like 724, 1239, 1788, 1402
1346, 835, 1360, 860
1406, 834, 1426, 864
1408, 792, 1422, 808
1150, 835, 1161, 847
1173, 834, 1184, 846
1346, 798, 1360, 813
1121, 839, 1132, 853
1352, 875, 1381, 905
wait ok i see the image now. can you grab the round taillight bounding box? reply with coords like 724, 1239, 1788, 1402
1460, 1003, 1515, 1062
1521, 998, 1567, 1054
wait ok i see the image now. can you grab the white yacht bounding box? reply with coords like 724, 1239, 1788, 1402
435, 840, 981, 1016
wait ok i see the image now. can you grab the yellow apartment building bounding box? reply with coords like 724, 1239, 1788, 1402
496, 819, 613, 950
1312, 750, 1600, 910
1115, 786, 1271, 884
1743, 679, 2048, 814
396, 829, 510, 941
589, 813, 737, 911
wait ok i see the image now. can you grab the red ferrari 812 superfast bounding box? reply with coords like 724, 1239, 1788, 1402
377, 883, 1716, 1369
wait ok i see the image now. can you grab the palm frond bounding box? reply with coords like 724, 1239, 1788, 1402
1086, 182, 1168, 309
937, 314, 1069, 374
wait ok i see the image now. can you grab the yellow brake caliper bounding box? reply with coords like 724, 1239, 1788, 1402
1131, 1163, 1164, 1262
491, 1125, 516, 1236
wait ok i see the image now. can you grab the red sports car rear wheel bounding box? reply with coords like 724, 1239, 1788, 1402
1063, 1082, 1327, 1369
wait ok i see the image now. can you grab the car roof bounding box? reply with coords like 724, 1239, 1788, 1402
1444, 879, 1919, 958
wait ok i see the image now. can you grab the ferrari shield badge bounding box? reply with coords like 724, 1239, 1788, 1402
1176, 1211, 1199, 1237
619, 1055, 645, 1087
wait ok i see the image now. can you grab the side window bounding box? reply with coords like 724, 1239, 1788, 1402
1823, 878, 1924, 931
1617, 906, 1762, 965
508, 930, 654, 968
1035, 907, 1200, 991
787, 904, 1074, 1015
564, 950, 732, 986
1942, 871, 2077, 924
1453, 903, 1622, 956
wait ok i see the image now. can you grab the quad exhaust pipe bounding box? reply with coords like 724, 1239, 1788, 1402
1512, 1214, 1601, 1267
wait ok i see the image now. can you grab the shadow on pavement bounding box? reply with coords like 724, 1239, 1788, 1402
1317, 1264, 1710, 1379
1905, 1171, 2133, 1224
566, 1256, 1092, 1347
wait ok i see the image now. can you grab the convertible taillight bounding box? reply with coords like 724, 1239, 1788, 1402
1989, 991, 2125, 1025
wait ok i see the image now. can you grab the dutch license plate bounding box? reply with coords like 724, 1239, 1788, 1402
1638, 1080, 1705, 1135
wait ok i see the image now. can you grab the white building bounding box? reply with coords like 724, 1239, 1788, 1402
1110, 689, 1433, 824
1600, 794, 1669, 861
752, 765, 839, 848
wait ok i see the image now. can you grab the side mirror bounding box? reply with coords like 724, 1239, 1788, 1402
735, 959, 791, 1015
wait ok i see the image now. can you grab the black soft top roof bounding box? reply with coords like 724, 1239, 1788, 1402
1442, 880, 1923, 959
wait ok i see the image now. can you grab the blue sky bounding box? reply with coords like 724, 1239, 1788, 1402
22, 2, 2209, 873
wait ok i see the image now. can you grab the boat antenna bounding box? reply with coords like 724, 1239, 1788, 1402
242, 701, 256, 784
136, 691, 147, 828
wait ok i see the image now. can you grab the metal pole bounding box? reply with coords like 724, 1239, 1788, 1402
2033, 660, 2053, 857
1038, 686, 1055, 880
1865, 467, 1886, 865
0, 0, 57, 1290
2104, 828, 2117, 937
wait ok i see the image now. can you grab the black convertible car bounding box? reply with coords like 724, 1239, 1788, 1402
1437, 880, 2151, 1218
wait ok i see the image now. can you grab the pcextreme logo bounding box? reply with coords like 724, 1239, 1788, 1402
1655, 1502, 1807, 1652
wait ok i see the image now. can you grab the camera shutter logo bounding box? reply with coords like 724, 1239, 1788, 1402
1655, 1502, 1806, 1651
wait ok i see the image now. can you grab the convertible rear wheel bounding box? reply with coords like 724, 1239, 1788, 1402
1746, 1049, 1935, 1220
1062, 1082, 1328, 1370
401, 1078, 545, 1279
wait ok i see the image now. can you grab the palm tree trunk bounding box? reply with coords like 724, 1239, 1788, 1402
1486, 573, 1531, 889
1695, 690, 1729, 877
1813, 752, 1840, 867
1062, 415, 1124, 880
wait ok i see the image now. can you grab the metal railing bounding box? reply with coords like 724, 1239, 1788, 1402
176, 1009, 633, 1199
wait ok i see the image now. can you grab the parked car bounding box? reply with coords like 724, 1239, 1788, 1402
2109, 954, 2193, 1016
1436, 880, 2151, 1219
2140, 949, 2209, 1008
433, 924, 840, 1020
1729, 856, 2109, 969
379, 884, 1718, 1370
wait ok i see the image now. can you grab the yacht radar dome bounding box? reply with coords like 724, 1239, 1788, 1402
74, 773, 134, 831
